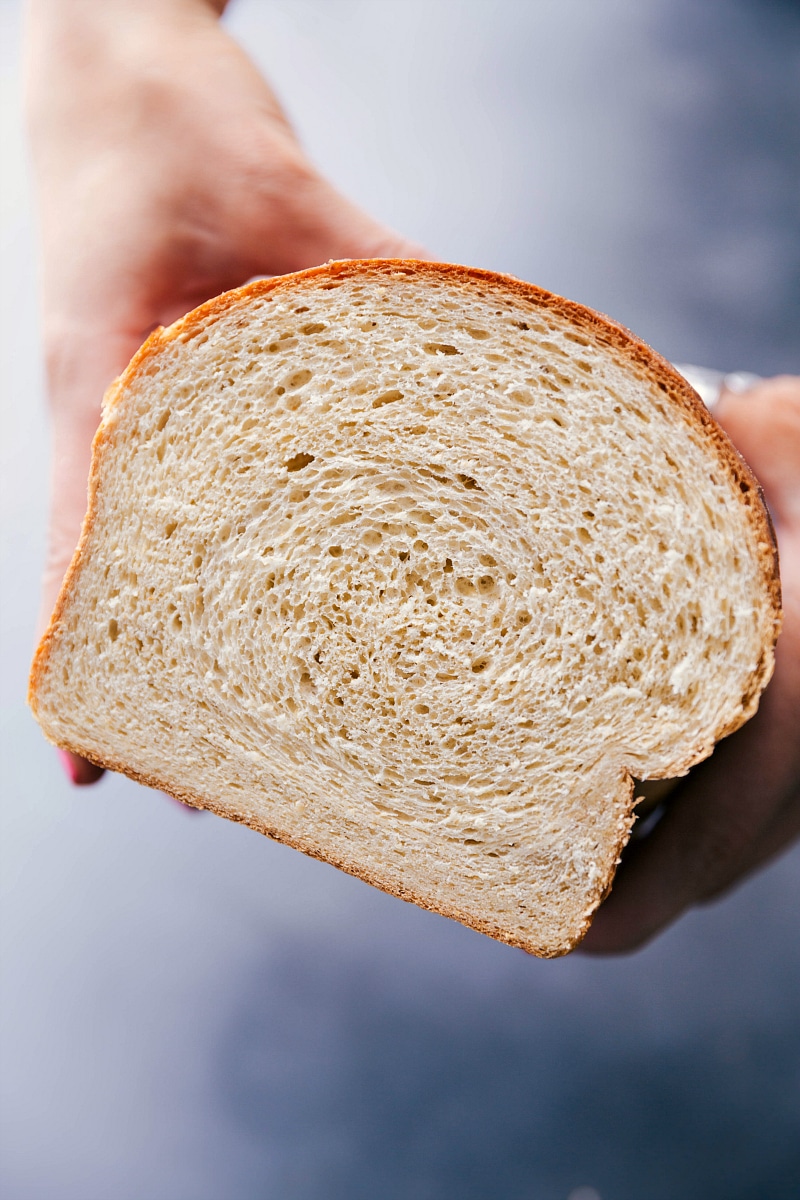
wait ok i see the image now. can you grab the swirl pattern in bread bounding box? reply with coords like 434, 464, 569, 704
29, 261, 781, 955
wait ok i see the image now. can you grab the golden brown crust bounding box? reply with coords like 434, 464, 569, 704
28, 259, 783, 955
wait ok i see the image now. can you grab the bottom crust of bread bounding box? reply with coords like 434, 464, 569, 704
43, 732, 634, 957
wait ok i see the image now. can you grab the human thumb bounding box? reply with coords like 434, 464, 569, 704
253, 167, 431, 274
37, 324, 145, 785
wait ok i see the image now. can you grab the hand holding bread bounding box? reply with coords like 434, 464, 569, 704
28, 261, 789, 955
25, 0, 800, 953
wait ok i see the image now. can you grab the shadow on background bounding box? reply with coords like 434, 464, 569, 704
218, 929, 800, 1199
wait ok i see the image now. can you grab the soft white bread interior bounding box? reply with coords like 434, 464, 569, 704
29, 261, 781, 956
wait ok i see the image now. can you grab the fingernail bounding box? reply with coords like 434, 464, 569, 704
57, 749, 80, 784
57, 749, 104, 786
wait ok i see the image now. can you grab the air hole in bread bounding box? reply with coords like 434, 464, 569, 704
285, 452, 315, 473
372, 390, 404, 409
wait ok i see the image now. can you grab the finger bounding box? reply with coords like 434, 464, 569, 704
250, 164, 431, 275
41, 323, 146, 785
40, 324, 145, 625
699, 782, 800, 902
715, 378, 800, 531
580, 627, 800, 954
58, 749, 104, 786
580, 774, 775, 954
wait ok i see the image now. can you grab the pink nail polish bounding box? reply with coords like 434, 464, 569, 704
56, 748, 104, 786
57, 749, 81, 785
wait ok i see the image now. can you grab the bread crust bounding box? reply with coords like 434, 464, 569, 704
28, 260, 782, 955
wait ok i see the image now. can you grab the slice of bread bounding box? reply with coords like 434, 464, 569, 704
29, 261, 781, 956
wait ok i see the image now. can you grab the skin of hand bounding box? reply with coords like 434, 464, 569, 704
26, 0, 425, 783
582, 375, 800, 953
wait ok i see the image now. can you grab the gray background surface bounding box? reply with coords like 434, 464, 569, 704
2, 1, 799, 1197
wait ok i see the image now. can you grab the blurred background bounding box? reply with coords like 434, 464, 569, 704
2, 1, 799, 1196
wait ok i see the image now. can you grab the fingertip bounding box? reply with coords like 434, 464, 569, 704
57, 748, 104, 786
575, 932, 627, 957
576, 928, 642, 957
574, 916, 621, 956
575, 895, 659, 957
372, 236, 435, 263
390, 240, 436, 262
